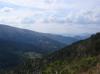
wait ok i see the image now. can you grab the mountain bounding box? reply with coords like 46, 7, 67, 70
41, 33, 78, 44
0, 24, 64, 53
0, 31, 100, 74
74, 34, 91, 40
0, 24, 78, 68
43, 33, 100, 74
0, 24, 78, 53
0, 24, 62, 68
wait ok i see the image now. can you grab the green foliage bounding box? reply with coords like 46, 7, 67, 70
0, 33, 100, 74
42, 33, 100, 74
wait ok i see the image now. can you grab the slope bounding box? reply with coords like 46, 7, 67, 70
42, 33, 78, 44
43, 33, 100, 74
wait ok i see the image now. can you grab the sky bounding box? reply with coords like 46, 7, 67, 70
0, 0, 100, 36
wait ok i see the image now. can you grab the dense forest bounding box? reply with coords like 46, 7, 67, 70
0, 33, 100, 74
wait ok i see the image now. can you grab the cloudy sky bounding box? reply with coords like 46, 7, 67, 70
0, 0, 100, 36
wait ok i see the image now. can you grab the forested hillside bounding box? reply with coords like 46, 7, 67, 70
42, 33, 100, 74
0, 24, 78, 68
1, 33, 100, 74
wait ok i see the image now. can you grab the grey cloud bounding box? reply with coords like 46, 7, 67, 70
72, 11, 100, 24
21, 17, 35, 24
43, 10, 100, 25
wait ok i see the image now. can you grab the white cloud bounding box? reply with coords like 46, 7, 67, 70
0, 7, 34, 25
0, 0, 67, 10
0, 0, 100, 35
1, 0, 97, 11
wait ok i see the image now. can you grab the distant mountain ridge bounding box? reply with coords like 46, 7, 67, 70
0, 24, 78, 53
0, 24, 63, 53
41, 33, 78, 44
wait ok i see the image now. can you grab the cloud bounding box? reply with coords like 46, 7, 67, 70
0, 0, 67, 11
0, 0, 100, 35
0, 6, 34, 25
67, 10, 100, 25
38, 10, 100, 25
21, 17, 35, 24
1, 0, 99, 11
0, 7, 14, 13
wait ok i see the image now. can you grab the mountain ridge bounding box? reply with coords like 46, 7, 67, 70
42, 32, 100, 74
0, 24, 78, 68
